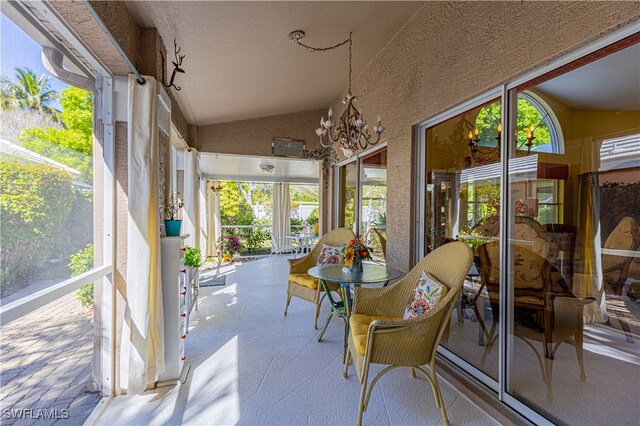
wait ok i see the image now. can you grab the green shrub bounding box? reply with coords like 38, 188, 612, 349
244, 227, 270, 253
69, 244, 94, 309
305, 208, 319, 226
0, 160, 75, 291
183, 246, 203, 268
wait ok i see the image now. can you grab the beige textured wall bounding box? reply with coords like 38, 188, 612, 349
197, 109, 331, 233
52, 1, 191, 139
328, 1, 639, 272
197, 109, 326, 155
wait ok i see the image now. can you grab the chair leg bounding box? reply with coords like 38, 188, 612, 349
410, 368, 416, 378
284, 293, 291, 316
314, 301, 321, 330
357, 363, 370, 426
543, 308, 553, 359
430, 366, 450, 426
575, 332, 586, 382
343, 318, 350, 363
343, 348, 351, 378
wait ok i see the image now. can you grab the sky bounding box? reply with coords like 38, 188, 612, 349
1, 13, 69, 105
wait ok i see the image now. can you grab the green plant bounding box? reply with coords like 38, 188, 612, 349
244, 227, 270, 253
183, 246, 203, 268
0, 160, 76, 291
69, 244, 94, 309
305, 208, 320, 226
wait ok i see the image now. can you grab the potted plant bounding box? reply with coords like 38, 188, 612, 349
183, 246, 203, 269
216, 235, 241, 264
164, 192, 184, 236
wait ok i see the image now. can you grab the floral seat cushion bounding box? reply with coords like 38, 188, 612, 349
403, 272, 448, 320
317, 244, 343, 265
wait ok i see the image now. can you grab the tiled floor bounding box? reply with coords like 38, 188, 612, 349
94, 256, 498, 425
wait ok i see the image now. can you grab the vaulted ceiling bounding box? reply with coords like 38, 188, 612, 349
125, 1, 423, 125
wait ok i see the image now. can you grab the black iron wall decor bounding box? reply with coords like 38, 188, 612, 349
161, 38, 186, 91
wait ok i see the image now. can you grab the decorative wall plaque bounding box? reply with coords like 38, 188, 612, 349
272, 138, 306, 157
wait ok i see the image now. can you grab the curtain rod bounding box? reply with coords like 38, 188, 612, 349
82, 0, 146, 85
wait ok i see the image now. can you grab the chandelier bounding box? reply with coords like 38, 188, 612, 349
467, 123, 537, 164
289, 30, 384, 157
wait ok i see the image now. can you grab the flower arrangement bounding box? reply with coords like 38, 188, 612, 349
216, 235, 241, 263
514, 199, 537, 217
210, 183, 223, 194
341, 236, 372, 269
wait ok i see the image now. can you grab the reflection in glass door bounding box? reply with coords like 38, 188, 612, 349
337, 161, 357, 231
425, 99, 502, 381
360, 149, 387, 261
505, 42, 640, 425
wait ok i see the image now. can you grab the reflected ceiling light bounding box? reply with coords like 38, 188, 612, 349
260, 164, 275, 173
289, 30, 384, 157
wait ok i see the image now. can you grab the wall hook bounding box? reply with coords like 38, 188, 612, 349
161, 38, 186, 91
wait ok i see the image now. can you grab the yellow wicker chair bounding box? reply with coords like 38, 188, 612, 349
344, 241, 472, 426
284, 227, 355, 328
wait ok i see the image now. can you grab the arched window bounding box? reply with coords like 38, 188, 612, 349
518, 91, 564, 154
473, 91, 564, 154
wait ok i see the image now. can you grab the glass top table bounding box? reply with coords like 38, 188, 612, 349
308, 262, 403, 359
307, 263, 402, 285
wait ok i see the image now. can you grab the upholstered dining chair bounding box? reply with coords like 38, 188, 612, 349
343, 241, 472, 426
284, 227, 355, 328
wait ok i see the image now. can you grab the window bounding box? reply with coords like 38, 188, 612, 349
473, 91, 564, 154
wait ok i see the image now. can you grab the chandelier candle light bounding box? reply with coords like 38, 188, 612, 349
467, 122, 537, 164
289, 30, 384, 157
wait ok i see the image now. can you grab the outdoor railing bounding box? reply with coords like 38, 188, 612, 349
219, 224, 313, 255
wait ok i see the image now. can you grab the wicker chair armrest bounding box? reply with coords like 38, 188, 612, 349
288, 254, 314, 274
352, 281, 410, 317
365, 316, 442, 365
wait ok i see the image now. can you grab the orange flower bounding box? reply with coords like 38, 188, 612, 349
343, 246, 355, 267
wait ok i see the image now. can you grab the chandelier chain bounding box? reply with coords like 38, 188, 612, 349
291, 32, 353, 94
289, 30, 383, 156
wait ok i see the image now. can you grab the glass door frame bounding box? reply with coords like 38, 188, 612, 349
334, 141, 388, 236
414, 23, 639, 425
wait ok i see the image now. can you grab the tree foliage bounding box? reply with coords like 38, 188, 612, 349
0, 161, 76, 289
1, 68, 60, 121
18, 87, 93, 181
474, 97, 552, 149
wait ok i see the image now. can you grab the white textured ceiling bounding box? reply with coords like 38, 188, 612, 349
200, 153, 320, 183
125, 1, 423, 125
536, 44, 640, 110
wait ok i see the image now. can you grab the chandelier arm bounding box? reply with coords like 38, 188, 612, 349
319, 136, 332, 148
328, 128, 342, 144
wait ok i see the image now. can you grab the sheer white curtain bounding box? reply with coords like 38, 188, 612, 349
120, 75, 165, 394
183, 148, 199, 248
272, 183, 291, 247
198, 176, 207, 255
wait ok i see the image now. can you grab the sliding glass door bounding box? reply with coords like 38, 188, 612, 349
335, 146, 388, 261
503, 41, 640, 425
419, 36, 640, 424
424, 99, 502, 381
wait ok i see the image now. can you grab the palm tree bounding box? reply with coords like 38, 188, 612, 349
1, 68, 60, 120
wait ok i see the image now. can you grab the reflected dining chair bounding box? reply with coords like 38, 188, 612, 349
371, 227, 387, 260
343, 242, 472, 426
284, 227, 355, 328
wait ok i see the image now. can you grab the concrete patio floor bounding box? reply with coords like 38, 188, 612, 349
92, 255, 498, 425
